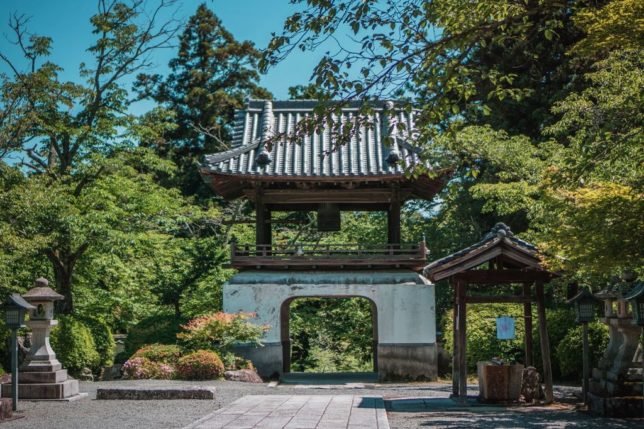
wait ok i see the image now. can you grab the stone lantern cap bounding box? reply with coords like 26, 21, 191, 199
22, 278, 64, 302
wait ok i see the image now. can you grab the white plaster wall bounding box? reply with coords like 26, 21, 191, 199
223, 271, 436, 345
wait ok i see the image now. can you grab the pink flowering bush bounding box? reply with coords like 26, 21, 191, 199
177, 312, 268, 352
176, 350, 224, 380
121, 357, 175, 380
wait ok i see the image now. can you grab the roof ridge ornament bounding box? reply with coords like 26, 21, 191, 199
255, 100, 273, 168
383, 100, 401, 166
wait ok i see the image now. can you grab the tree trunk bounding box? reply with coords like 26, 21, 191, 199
53, 262, 74, 314
174, 300, 182, 319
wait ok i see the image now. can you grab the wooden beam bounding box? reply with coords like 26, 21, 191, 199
452, 269, 553, 284
523, 283, 533, 367
536, 281, 554, 403
246, 188, 407, 204
465, 295, 533, 304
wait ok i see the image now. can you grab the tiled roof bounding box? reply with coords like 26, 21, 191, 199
201, 100, 432, 178
423, 223, 545, 281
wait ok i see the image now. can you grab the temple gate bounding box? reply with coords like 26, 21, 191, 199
200, 100, 448, 380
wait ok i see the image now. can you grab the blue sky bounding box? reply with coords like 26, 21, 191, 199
0, 0, 325, 109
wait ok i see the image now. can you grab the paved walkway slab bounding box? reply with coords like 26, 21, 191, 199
184, 395, 390, 429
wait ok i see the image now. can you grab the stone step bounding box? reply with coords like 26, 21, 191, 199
19, 369, 68, 384
2, 379, 79, 399
96, 386, 216, 400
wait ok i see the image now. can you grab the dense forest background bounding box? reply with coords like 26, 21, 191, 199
0, 0, 641, 376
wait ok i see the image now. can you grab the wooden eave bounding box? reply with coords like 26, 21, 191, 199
425, 238, 553, 283
200, 169, 449, 202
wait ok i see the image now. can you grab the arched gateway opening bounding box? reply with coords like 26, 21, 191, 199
280, 296, 378, 374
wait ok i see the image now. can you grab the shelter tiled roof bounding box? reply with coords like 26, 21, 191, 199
201, 100, 432, 178
423, 223, 548, 282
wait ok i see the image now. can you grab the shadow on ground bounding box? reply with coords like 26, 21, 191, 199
385, 396, 644, 429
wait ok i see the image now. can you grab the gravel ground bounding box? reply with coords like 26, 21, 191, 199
2, 380, 642, 429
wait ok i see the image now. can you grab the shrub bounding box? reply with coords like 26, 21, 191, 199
220, 351, 254, 371
556, 321, 609, 379
124, 314, 185, 356
131, 344, 182, 366
122, 357, 175, 380
50, 316, 100, 374
176, 350, 224, 380
177, 312, 267, 352
79, 317, 115, 368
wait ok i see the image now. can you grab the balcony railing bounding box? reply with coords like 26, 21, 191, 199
230, 242, 427, 270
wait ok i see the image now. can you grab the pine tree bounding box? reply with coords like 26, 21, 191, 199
135, 3, 271, 196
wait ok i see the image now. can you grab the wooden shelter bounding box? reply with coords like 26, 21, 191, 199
424, 223, 557, 402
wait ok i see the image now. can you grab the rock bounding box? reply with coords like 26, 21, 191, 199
96, 387, 215, 400
99, 364, 122, 381
0, 398, 12, 421
224, 369, 263, 383
521, 366, 543, 403
78, 367, 94, 382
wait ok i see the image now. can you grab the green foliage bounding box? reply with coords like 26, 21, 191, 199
124, 314, 185, 357
289, 298, 374, 373
556, 321, 609, 380
177, 312, 266, 353
219, 352, 254, 371
442, 304, 526, 371
79, 317, 116, 368
50, 316, 100, 374
176, 350, 225, 380
135, 3, 271, 197
131, 344, 182, 366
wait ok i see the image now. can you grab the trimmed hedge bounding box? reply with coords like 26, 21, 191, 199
176, 350, 224, 380
131, 344, 182, 366
50, 315, 100, 374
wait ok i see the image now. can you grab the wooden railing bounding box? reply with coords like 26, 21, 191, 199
230, 242, 427, 270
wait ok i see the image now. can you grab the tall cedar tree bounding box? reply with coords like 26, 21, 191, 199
135, 4, 271, 197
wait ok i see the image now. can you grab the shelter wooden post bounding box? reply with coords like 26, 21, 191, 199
536, 281, 554, 403
523, 283, 533, 367
457, 281, 467, 398
451, 279, 459, 396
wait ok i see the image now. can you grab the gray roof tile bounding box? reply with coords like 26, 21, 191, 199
201, 100, 432, 178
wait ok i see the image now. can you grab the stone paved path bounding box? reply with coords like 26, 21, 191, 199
184, 395, 390, 429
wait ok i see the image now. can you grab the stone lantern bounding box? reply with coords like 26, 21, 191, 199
1, 278, 85, 401
588, 274, 643, 417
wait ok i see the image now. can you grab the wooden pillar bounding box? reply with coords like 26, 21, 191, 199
254, 189, 271, 254
387, 194, 401, 246
457, 281, 467, 398
536, 281, 554, 403
451, 280, 459, 396
523, 283, 533, 367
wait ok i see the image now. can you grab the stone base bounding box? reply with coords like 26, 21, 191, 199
588, 392, 643, 418
2, 378, 79, 400
96, 387, 215, 400
233, 343, 283, 379
19, 369, 68, 384
377, 343, 437, 381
